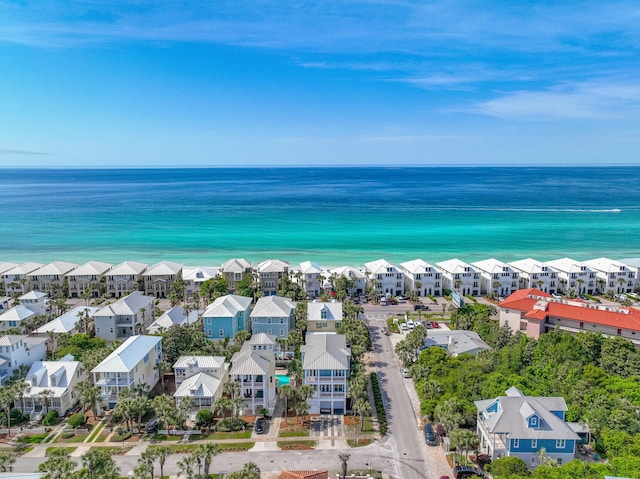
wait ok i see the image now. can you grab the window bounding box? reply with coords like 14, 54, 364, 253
530, 416, 537, 426
556, 439, 566, 449
219, 329, 224, 337
280, 328, 284, 336
531, 439, 537, 448
513, 439, 519, 449
144, 353, 149, 363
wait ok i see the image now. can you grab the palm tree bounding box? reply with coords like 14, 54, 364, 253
223, 380, 241, 400
353, 398, 371, 431
279, 385, 297, 423
338, 453, 351, 479
38, 447, 76, 479
295, 400, 310, 424
13, 381, 31, 414
177, 456, 196, 479
147, 445, 171, 479
154, 361, 169, 394
37, 389, 54, 414
138, 450, 155, 479
213, 396, 233, 419
75, 381, 103, 418
0, 387, 15, 436
0, 452, 16, 473
194, 443, 220, 477
81, 449, 120, 479
152, 394, 176, 431
618, 277, 626, 293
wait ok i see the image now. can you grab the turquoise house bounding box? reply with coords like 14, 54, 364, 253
202, 294, 252, 340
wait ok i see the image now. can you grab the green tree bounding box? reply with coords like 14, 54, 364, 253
147, 445, 171, 479
0, 452, 16, 473
38, 448, 76, 479
75, 381, 103, 418
81, 449, 120, 479
488, 456, 530, 477
353, 398, 371, 431
227, 462, 260, 479
338, 453, 351, 479
193, 443, 221, 477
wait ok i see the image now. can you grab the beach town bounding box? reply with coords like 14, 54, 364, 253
0, 256, 638, 479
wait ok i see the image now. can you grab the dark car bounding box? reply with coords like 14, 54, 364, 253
453, 465, 485, 479
146, 418, 158, 433
414, 304, 428, 311
255, 417, 267, 434
424, 423, 438, 446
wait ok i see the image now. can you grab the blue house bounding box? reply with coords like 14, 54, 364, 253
250, 295, 296, 338
202, 294, 252, 340
475, 386, 579, 468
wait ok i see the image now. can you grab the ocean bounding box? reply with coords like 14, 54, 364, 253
0, 166, 639, 267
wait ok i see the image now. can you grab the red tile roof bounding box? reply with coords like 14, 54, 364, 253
499, 288, 551, 311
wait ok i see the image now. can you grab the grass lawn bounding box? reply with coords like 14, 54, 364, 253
94, 433, 108, 443
278, 430, 310, 437
277, 440, 316, 450
345, 416, 374, 436
17, 433, 48, 444
14, 446, 34, 456
86, 422, 104, 442
198, 431, 252, 440
347, 438, 374, 447
94, 446, 133, 455
151, 433, 182, 441
46, 447, 77, 456
164, 442, 254, 453
56, 432, 90, 443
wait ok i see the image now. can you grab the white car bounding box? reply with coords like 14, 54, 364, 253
400, 323, 409, 330
401, 368, 410, 378
396, 296, 407, 303
406, 319, 415, 329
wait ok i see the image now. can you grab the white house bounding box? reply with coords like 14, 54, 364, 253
0, 305, 38, 332
508, 258, 558, 294
301, 333, 350, 415
400, 259, 442, 297
22, 357, 87, 419
105, 261, 147, 298
329, 266, 366, 297
147, 305, 199, 335
27, 261, 78, 294
618, 258, 640, 292
35, 306, 99, 336
0, 335, 47, 385
2, 262, 43, 295
545, 258, 596, 295
229, 333, 277, 415
92, 335, 162, 409
435, 259, 480, 297
472, 259, 519, 296
66, 261, 113, 299
422, 330, 491, 357
583, 257, 636, 294
182, 266, 219, 296
173, 356, 229, 409
144, 261, 183, 299
364, 259, 404, 297
257, 259, 289, 296
295, 261, 323, 298
18, 291, 48, 315
220, 258, 253, 293
93, 291, 155, 341
307, 302, 343, 333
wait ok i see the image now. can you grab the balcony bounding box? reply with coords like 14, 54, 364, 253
96, 377, 134, 387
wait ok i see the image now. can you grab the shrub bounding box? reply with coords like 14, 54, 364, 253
216, 417, 246, 432
43, 410, 59, 426
110, 431, 132, 442
370, 373, 387, 436
67, 413, 86, 428
60, 432, 75, 439
195, 409, 214, 428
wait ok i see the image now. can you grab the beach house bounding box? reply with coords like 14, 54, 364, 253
18, 291, 48, 315
173, 355, 229, 409
250, 295, 296, 339
472, 258, 519, 297
583, 257, 636, 294
499, 288, 640, 344
0, 304, 38, 332
257, 259, 290, 296
229, 333, 277, 415
475, 386, 579, 468
143, 261, 183, 298
364, 259, 404, 297
182, 266, 219, 296
91, 335, 162, 409
293, 261, 323, 298
0, 335, 47, 385
27, 261, 78, 295
508, 258, 558, 294
400, 259, 442, 297
93, 291, 155, 341
435, 259, 480, 297
202, 294, 252, 340
422, 330, 491, 357
105, 261, 148, 298
34, 306, 99, 352
307, 302, 343, 333
22, 357, 87, 419
220, 258, 253, 293
301, 333, 350, 415
618, 257, 640, 292
2, 262, 43, 296
545, 258, 596, 295
330, 266, 366, 297
147, 305, 199, 335
66, 261, 113, 299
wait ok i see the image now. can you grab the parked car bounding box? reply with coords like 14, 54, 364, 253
146, 418, 158, 433
400, 322, 409, 330
388, 297, 398, 305
423, 321, 433, 329
396, 296, 407, 303
453, 466, 485, 479
414, 304, 428, 311
401, 367, 410, 378
380, 297, 388, 306
255, 417, 267, 434
424, 423, 438, 446
431, 321, 440, 328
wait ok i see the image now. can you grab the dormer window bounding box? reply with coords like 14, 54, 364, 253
321, 309, 327, 319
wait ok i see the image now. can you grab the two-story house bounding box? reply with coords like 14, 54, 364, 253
229, 333, 277, 415
0, 335, 47, 385
583, 257, 636, 294
250, 295, 296, 339
35, 306, 99, 352
329, 266, 366, 297
93, 291, 155, 341
202, 294, 252, 341
475, 386, 579, 468
27, 261, 78, 295
173, 355, 229, 409
508, 258, 558, 294
143, 261, 183, 299
182, 266, 219, 296
91, 335, 162, 409
400, 259, 442, 297
307, 302, 342, 333
220, 258, 253, 293
472, 258, 519, 297
436, 259, 480, 297
301, 333, 350, 415
66, 261, 113, 298
295, 261, 324, 298
545, 258, 596, 295
0, 304, 38, 332
257, 259, 290, 296
22, 357, 87, 419
2, 262, 43, 295
18, 291, 48, 315
147, 305, 199, 335
364, 259, 404, 297
105, 261, 147, 298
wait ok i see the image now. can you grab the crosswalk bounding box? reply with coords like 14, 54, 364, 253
308, 415, 343, 437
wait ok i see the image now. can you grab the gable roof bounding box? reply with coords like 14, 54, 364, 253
69, 261, 113, 276
229, 349, 270, 376
19, 291, 47, 301
144, 261, 182, 276
0, 263, 18, 275
107, 261, 148, 276
29, 261, 78, 277
94, 291, 154, 317
330, 266, 366, 280
423, 330, 491, 357
400, 259, 437, 274
35, 306, 99, 334
249, 332, 277, 346
435, 258, 475, 274
147, 306, 198, 334
307, 302, 342, 322
92, 335, 161, 373
173, 355, 227, 369
2, 262, 43, 277
251, 295, 296, 318
257, 259, 289, 272
302, 333, 350, 370
364, 258, 398, 274
25, 359, 84, 395
299, 261, 322, 274
472, 258, 511, 274
203, 294, 252, 318
545, 257, 593, 274
173, 372, 223, 398
0, 305, 37, 323
499, 288, 551, 311
182, 266, 218, 282
221, 258, 252, 273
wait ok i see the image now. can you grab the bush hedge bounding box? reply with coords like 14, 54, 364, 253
67, 413, 86, 428
216, 417, 246, 432
43, 410, 59, 426
370, 373, 387, 436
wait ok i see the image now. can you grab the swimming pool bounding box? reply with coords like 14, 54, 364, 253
276, 374, 290, 386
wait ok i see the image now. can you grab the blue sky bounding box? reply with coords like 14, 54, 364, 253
1, 1, 639, 167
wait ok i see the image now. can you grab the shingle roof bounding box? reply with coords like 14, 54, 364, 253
302, 333, 350, 370
35, 306, 99, 334
92, 335, 161, 373
250, 295, 296, 318
173, 372, 223, 398
203, 294, 252, 318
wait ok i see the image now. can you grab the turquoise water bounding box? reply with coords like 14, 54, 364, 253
0, 167, 638, 265
276, 374, 290, 386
